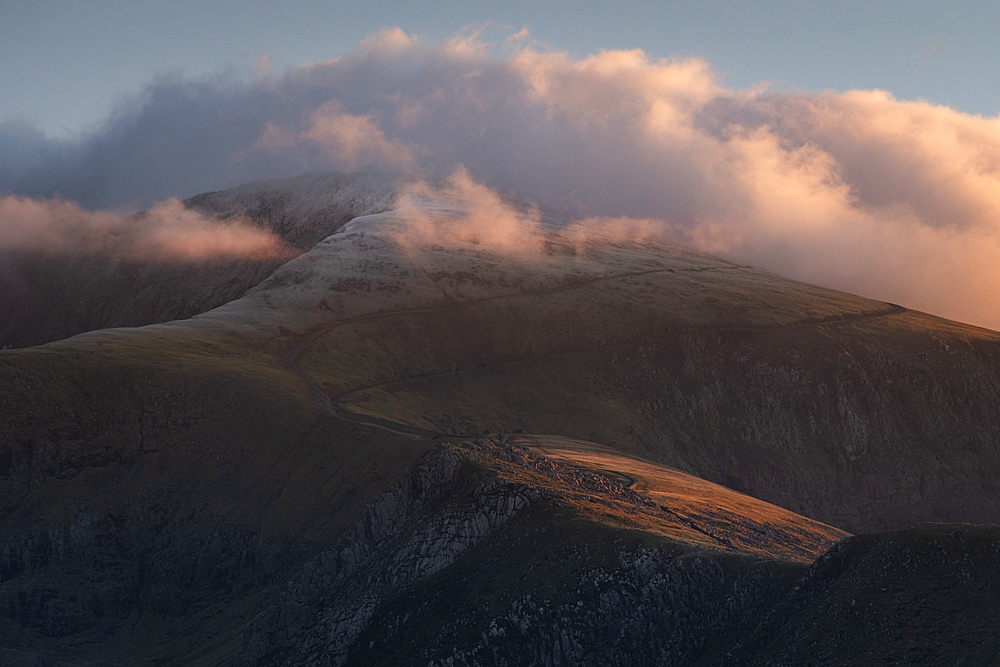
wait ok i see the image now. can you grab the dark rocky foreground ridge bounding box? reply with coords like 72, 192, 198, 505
3, 173, 1000, 665
2, 436, 996, 666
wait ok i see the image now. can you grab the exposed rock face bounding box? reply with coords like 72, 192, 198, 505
238, 440, 817, 667
239, 444, 541, 666
0, 505, 280, 661
237, 443, 1000, 667
1, 424, 997, 666
351, 545, 797, 667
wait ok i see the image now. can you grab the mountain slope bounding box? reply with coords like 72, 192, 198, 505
3, 173, 1000, 664
721, 523, 1000, 666
174, 201, 1000, 534
0, 172, 397, 349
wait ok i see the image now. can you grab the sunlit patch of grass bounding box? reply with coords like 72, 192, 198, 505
457, 436, 847, 562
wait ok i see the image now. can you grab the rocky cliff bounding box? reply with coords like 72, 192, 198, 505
237, 440, 814, 667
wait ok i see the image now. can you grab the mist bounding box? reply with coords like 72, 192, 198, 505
0, 196, 291, 261
3, 28, 1000, 328
389, 167, 546, 256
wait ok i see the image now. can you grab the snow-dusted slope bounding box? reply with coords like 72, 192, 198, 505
184, 171, 402, 249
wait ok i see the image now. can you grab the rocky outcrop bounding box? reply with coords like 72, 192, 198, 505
238, 443, 540, 666
350, 544, 799, 667
237, 440, 811, 667
239, 454, 1000, 667
3, 428, 997, 666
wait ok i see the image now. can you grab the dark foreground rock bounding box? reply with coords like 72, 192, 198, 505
237, 441, 802, 667
721, 523, 1000, 666
237, 443, 1000, 667
2, 436, 999, 666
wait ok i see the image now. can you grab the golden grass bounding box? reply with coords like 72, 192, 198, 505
502, 434, 849, 562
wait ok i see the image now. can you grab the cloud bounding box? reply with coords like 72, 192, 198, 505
389, 166, 544, 256
253, 101, 418, 171
3, 29, 1000, 328
0, 195, 292, 261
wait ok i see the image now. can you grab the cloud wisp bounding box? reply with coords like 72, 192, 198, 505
0, 196, 292, 261
388, 166, 546, 256
4, 28, 1000, 327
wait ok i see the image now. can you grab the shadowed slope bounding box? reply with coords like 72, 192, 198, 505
0, 331, 431, 665
719, 523, 1000, 666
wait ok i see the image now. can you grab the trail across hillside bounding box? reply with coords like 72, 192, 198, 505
275, 263, 905, 439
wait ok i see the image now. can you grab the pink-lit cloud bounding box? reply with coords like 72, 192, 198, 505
0, 196, 292, 261
254, 101, 418, 171
389, 166, 544, 255
4, 28, 1000, 327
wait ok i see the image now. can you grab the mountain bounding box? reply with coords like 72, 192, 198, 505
2, 173, 999, 665
0, 173, 397, 349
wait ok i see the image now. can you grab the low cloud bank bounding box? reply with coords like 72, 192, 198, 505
4, 28, 1000, 327
0, 196, 291, 261
390, 167, 668, 260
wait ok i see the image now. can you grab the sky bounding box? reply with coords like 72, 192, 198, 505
3, 1, 998, 136
3, 2, 1000, 331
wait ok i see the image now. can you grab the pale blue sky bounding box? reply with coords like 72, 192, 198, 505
2, 0, 998, 137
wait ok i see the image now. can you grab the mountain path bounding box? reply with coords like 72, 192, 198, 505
275, 264, 905, 439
